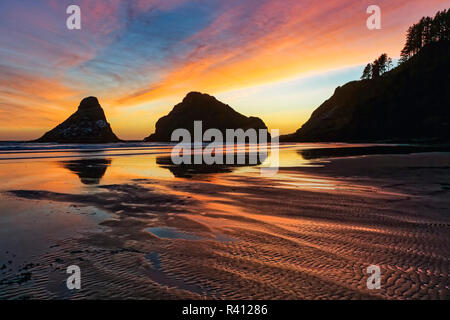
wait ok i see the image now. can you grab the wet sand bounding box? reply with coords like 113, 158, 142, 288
0, 143, 449, 299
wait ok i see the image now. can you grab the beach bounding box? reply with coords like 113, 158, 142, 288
0, 143, 449, 299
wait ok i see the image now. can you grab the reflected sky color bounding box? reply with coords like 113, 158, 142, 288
0, 0, 448, 140
0, 142, 384, 194
1, 142, 448, 299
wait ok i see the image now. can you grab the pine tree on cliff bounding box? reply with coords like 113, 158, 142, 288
362, 54, 391, 80
371, 59, 380, 79
400, 25, 415, 63
400, 9, 450, 63
361, 63, 372, 80
376, 54, 389, 75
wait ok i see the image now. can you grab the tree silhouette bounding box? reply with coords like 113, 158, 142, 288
377, 54, 389, 74
400, 25, 415, 63
362, 9, 449, 78
400, 9, 450, 64
371, 60, 380, 79
361, 63, 372, 80
422, 17, 433, 46
361, 54, 392, 80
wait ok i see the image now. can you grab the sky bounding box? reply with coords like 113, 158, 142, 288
0, 0, 448, 140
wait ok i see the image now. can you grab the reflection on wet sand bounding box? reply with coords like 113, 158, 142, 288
61, 158, 111, 185
0, 143, 449, 299
156, 151, 267, 178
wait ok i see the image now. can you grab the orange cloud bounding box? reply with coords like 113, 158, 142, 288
114, 0, 448, 108
0, 65, 82, 136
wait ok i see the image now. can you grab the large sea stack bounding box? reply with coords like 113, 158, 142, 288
36, 97, 121, 143
144, 92, 270, 142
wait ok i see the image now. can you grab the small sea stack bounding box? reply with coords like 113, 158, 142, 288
35, 97, 121, 143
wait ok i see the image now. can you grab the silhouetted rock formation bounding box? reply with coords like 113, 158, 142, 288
62, 158, 111, 185
281, 41, 450, 143
36, 97, 121, 143
144, 92, 269, 142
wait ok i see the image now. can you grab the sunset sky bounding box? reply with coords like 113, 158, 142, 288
0, 0, 448, 140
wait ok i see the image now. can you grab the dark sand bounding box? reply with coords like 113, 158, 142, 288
0, 144, 449, 299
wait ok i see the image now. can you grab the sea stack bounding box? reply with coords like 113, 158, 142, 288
144, 92, 270, 142
36, 97, 121, 143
